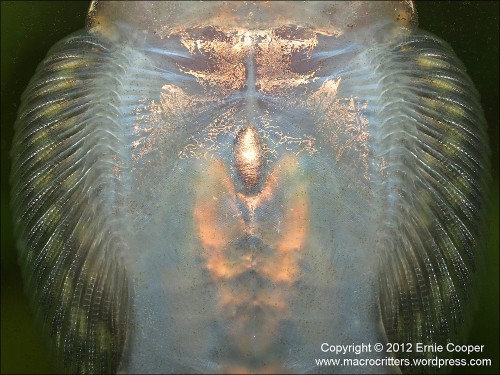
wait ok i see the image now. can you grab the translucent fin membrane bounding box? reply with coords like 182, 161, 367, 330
10, 33, 129, 373
374, 31, 490, 371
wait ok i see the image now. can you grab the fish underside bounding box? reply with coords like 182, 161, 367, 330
10, 1, 490, 374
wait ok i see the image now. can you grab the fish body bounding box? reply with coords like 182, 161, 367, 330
10, 1, 490, 373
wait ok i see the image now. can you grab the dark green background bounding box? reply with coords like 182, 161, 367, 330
1, 1, 498, 374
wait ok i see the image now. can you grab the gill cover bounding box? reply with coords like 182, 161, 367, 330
10, 1, 489, 373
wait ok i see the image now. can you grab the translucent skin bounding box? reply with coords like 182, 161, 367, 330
10, 1, 489, 374
116, 23, 390, 373
87, 1, 416, 40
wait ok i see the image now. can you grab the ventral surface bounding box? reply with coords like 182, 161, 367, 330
9, 1, 490, 374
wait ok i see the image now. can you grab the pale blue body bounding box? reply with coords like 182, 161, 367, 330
10, 1, 489, 373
